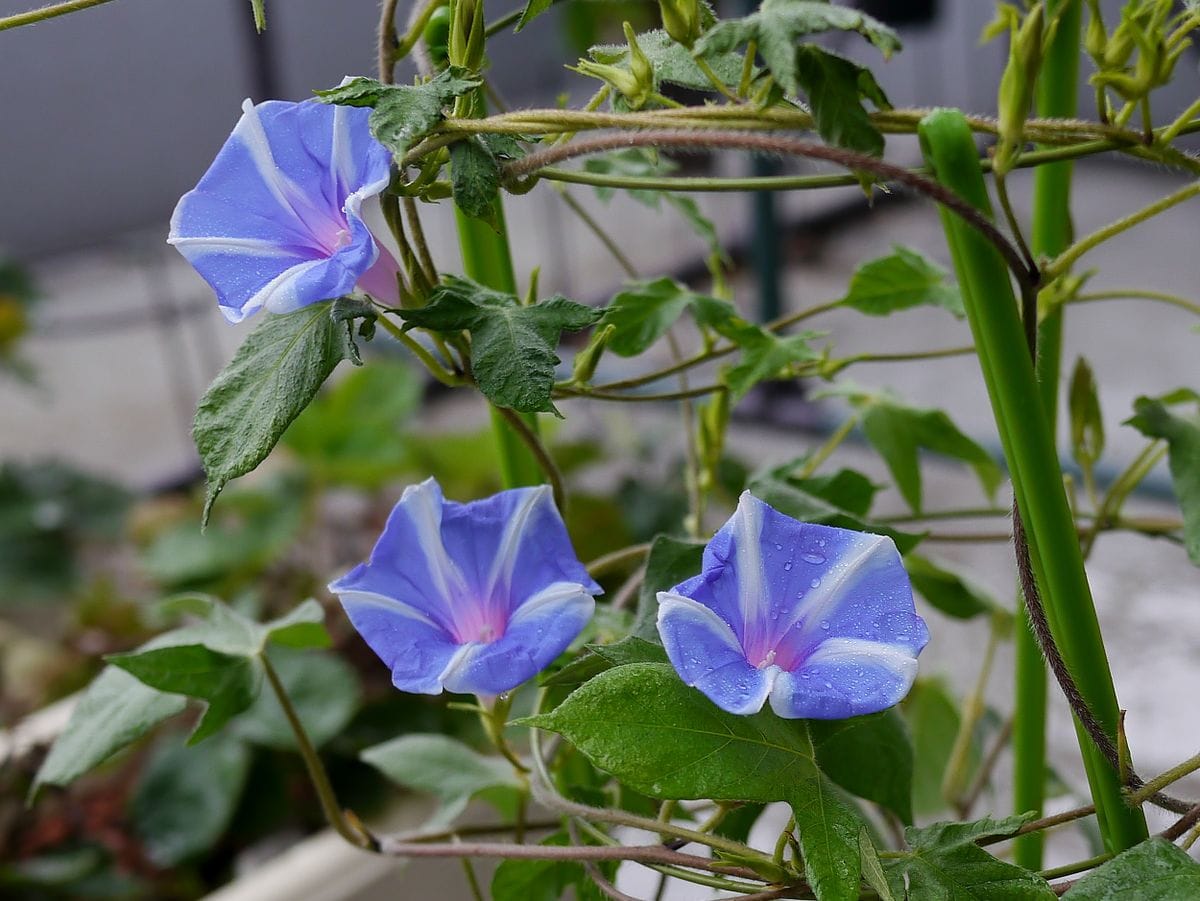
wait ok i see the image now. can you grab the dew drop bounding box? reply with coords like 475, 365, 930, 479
819, 620, 830, 631
810, 577, 822, 589
824, 681, 833, 690
774, 543, 783, 551
783, 561, 793, 571
801, 552, 826, 565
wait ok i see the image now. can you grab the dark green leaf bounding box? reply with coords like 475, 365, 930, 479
791, 773, 864, 901
542, 636, 669, 686
317, 68, 481, 159
905, 553, 999, 620
361, 734, 524, 823
747, 470, 925, 554
860, 828, 896, 901
1064, 838, 1200, 899
601, 278, 708, 358
907, 813, 1035, 849
1069, 357, 1105, 473
107, 645, 261, 744
1126, 394, 1200, 564
232, 648, 359, 750
262, 598, 332, 650
634, 535, 706, 639
130, 732, 251, 866
794, 45, 890, 156
841, 246, 964, 318
491, 833, 607, 901
400, 277, 602, 414
790, 466, 883, 518
588, 28, 750, 93
451, 137, 502, 229
811, 709, 914, 824
519, 663, 821, 802
32, 667, 188, 796
193, 302, 357, 524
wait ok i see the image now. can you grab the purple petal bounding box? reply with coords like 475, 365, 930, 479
168, 99, 392, 323
439, 582, 596, 696
657, 593, 773, 715
768, 638, 919, 719
337, 591, 460, 695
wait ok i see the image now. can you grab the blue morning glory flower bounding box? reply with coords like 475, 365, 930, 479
168, 98, 401, 323
328, 479, 601, 697
657, 491, 928, 719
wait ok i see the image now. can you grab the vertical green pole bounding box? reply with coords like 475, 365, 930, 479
449, 0, 543, 490
1013, 0, 1081, 870
918, 109, 1148, 855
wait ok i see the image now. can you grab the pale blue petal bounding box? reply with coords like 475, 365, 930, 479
657, 593, 772, 716
439, 582, 595, 695
337, 591, 459, 695
438, 485, 601, 622
768, 638, 919, 719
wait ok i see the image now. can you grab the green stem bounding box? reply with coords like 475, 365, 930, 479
585, 542, 652, 578
1045, 180, 1200, 279
796, 416, 858, 479
1071, 289, 1200, 316
496, 405, 566, 510
262, 654, 376, 850
1040, 852, 1112, 881
460, 858, 485, 901
943, 613, 1003, 808
919, 108, 1148, 854
1128, 750, 1200, 805
1014, 0, 1080, 869
694, 56, 742, 103
0, 0, 114, 31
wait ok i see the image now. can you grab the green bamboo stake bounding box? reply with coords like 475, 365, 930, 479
448, 0, 543, 491
1013, 0, 1081, 870
918, 109, 1148, 854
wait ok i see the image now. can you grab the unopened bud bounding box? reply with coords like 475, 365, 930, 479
1084, 0, 1107, 65
994, 3, 1044, 176
571, 323, 615, 385
659, 0, 701, 48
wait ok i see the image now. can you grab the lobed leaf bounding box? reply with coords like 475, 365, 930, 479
1063, 837, 1200, 899
811, 709, 914, 824
840, 246, 965, 318
1126, 393, 1200, 564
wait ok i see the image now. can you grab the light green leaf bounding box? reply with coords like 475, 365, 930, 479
634, 534, 706, 639
795, 45, 890, 156
232, 648, 360, 750
450, 136, 502, 229
361, 734, 524, 824
1126, 393, 1200, 564
859, 828, 896, 901
107, 645, 261, 744
905, 553, 1000, 620
31, 667, 187, 796
588, 29, 750, 93
1069, 357, 1105, 475
400, 277, 602, 414
811, 709, 914, 824
130, 732, 251, 866
1064, 837, 1200, 899
841, 246, 964, 318
791, 773, 864, 901
514, 0, 552, 32
491, 833, 610, 901
721, 328, 822, 399
906, 813, 1036, 849
601, 278, 711, 358
316, 68, 481, 159
262, 598, 332, 650
193, 302, 357, 524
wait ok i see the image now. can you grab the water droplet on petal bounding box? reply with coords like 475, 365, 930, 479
801, 552, 826, 565
810, 577, 822, 589
774, 543, 783, 551
824, 681, 833, 690
819, 620, 830, 630
783, 561, 793, 571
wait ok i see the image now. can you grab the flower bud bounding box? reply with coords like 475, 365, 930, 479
994, 2, 1044, 176
659, 0, 701, 49
1084, 0, 1107, 66
571, 323, 615, 385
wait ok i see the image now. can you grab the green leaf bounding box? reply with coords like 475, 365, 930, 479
905, 553, 1000, 620
514, 0, 552, 32
520, 663, 821, 801
840, 246, 965, 318
491, 833, 607, 901
1064, 837, 1200, 899
542, 636, 669, 687
723, 329, 822, 399
791, 773, 865, 901
634, 534, 706, 639
859, 828, 896, 901
747, 469, 924, 554
522, 663, 864, 900
248, 0, 265, 32
451, 136, 502, 229
400, 277, 602, 414
262, 598, 332, 650
793, 45, 890, 156
130, 732, 251, 866
1069, 357, 1105, 474
1126, 393, 1200, 564
884, 814, 1053, 899
316, 68, 481, 159
232, 648, 360, 750
833, 390, 1001, 514
31, 667, 187, 796
193, 302, 357, 524
811, 710, 914, 824
107, 645, 261, 744
588, 29, 750, 93
601, 277, 710, 358
361, 734, 524, 823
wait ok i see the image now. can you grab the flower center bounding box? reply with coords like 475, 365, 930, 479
755, 649, 777, 670
331, 227, 352, 250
